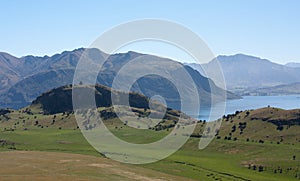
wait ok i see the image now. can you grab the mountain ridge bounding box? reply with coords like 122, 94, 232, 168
0, 48, 239, 109
186, 54, 300, 93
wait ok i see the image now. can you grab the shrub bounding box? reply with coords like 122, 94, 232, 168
231, 125, 236, 132
258, 166, 264, 172
277, 125, 284, 131
258, 140, 264, 144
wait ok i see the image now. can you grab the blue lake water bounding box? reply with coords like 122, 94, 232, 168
197, 95, 300, 121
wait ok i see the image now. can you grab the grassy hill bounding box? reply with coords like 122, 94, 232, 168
0, 86, 299, 180
215, 107, 300, 144
0, 107, 299, 180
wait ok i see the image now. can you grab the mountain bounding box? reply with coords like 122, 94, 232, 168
187, 54, 300, 94
0, 52, 23, 93
0, 48, 239, 110
244, 82, 300, 96
285, 62, 300, 68
2, 69, 76, 109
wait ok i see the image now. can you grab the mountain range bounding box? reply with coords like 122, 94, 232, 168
0, 48, 239, 109
187, 54, 300, 94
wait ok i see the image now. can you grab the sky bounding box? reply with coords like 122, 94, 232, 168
0, 0, 299, 64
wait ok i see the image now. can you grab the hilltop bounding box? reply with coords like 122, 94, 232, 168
216, 107, 300, 144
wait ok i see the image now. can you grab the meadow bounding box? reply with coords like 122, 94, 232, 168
0, 108, 299, 180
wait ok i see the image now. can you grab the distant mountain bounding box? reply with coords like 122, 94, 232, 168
0, 48, 239, 109
0, 48, 106, 93
187, 54, 300, 93
1, 69, 75, 108
0, 52, 23, 93
285, 62, 300, 68
244, 82, 300, 96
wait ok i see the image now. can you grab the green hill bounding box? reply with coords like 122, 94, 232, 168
215, 107, 300, 144
0, 86, 299, 180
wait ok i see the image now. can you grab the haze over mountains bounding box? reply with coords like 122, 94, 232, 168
187, 54, 300, 94
3, 48, 299, 110
0, 48, 238, 109
247, 82, 300, 96
285, 62, 300, 68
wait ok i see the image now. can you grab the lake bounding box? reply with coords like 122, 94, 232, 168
197, 95, 300, 121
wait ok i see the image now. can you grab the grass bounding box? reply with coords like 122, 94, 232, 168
0, 151, 190, 181
0, 127, 299, 180
0, 107, 299, 180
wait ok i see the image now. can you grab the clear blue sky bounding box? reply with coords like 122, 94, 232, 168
0, 0, 299, 64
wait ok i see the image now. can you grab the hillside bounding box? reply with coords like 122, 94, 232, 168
187, 54, 300, 93
214, 107, 300, 144
0, 49, 239, 109
14, 85, 300, 145
0, 103, 299, 180
286, 62, 300, 68
31, 84, 180, 117
243, 82, 300, 96
0, 83, 299, 180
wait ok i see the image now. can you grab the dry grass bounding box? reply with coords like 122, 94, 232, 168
0, 151, 193, 181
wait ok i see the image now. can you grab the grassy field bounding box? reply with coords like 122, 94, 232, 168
0, 151, 191, 181
0, 107, 299, 180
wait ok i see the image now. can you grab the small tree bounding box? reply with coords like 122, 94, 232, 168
245, 111, 250, 117
259, 140, 264, 144
258, 166, 264, 172
277, 125, 284, 131
231, 125, 236, 132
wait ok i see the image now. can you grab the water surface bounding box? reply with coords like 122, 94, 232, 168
198, 95, 300, 121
